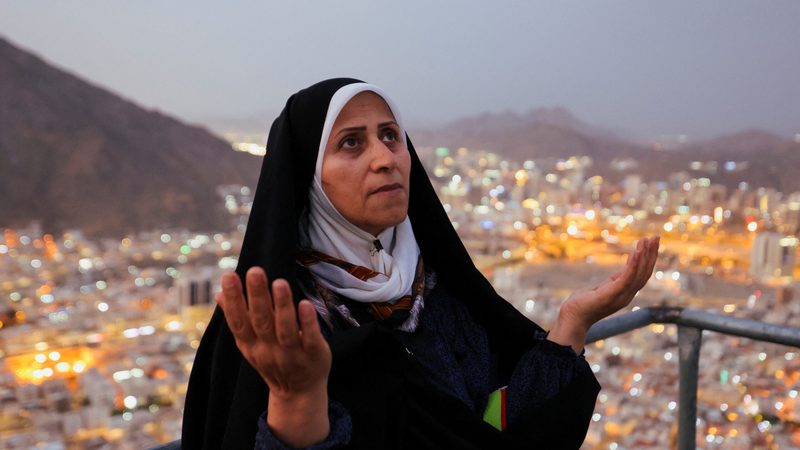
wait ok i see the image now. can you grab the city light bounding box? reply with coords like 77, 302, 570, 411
524, 300, 535, 312
123, 395, 138, 409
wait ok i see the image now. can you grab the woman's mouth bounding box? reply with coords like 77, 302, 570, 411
370, 183, 403, 195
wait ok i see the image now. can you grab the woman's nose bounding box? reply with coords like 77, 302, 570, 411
368, 138, 397, 172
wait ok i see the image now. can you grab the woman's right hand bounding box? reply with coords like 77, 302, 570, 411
216, 266, 332, 447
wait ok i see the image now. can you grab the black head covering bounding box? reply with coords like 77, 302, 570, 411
182, 78, 599, 449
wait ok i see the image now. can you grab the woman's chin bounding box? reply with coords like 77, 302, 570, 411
357, 210, 408, 236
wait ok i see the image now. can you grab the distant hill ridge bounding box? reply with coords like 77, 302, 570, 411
0, 36, 260, 237
412, 110, 800, 193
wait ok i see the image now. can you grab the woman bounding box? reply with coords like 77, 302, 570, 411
181, 78, 660, 449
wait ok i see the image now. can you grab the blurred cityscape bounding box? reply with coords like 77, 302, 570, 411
1, 140, 800, 449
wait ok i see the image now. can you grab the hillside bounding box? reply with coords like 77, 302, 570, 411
0, 36, 261, 236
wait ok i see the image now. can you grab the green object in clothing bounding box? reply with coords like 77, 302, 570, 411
483, 386, 507, 431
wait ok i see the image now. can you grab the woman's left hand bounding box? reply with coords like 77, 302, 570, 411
548, 235, 660, 353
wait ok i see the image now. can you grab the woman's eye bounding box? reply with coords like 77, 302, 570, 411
340, 137, 358, 149
381, 129, 397, 142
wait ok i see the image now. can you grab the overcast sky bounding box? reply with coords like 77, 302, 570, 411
1, 1, 798, 140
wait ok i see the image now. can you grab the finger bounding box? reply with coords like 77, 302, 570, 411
603, 246, 642, 300
633, 237, 658, 289
647, 235, 661, 270
597, 237, 656, 310
624, 251, 633, 269
630, 238, 656, 290
298, 300, 327, 355
219, 272, 257, 344
246, 267, 277, 342
612, 240, 640, 289
640, 236, 661, 285
619, 244, 642, 287
627, 239, 647, 281
272, 279, 300, 348
585, 241, 643, 308
622, 238, 640, 269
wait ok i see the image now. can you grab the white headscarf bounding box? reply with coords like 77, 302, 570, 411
299, 83, 421, 303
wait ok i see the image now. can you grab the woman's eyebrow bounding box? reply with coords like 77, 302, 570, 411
334, 126, 366, 137
334, 121, 398, 138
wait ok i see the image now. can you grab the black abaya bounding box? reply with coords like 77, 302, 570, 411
181, 78, 600, 449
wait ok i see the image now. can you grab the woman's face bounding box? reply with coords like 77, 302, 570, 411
321, 91, 411, 236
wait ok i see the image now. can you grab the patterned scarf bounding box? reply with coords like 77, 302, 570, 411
296, 251, 429, 332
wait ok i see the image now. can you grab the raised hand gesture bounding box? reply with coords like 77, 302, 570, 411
216, 267, 331, 447
549, 235, 661, 354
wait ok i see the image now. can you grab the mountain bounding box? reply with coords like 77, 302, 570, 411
439, 107, 621, 140
668, 130, 800, 193
411, 108, 644, 162
411, 110, 800, 193
410, 109, 655, 187
0, 36, 261, 237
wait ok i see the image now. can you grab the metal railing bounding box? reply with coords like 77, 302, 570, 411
585, 306, 800, 450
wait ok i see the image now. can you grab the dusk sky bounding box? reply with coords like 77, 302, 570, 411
2, 1, 798, 140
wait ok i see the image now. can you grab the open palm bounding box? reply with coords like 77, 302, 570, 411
559, 236, 660, 330
215, 267, 331, 399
